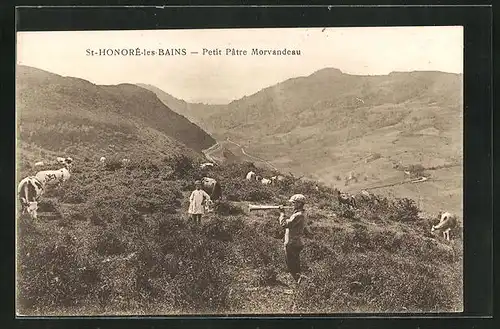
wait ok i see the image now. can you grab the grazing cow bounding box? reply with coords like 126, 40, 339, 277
200, 162, 214, 169
18, 176, 44, 220
270, 175, 285, 185
35, 167, 71, 187
100, 157, 106, 163
57, 157, 73, 169
360, 190, 372, 200
336, 190, 357, 209
34, 161, 45, 167
261, 178, 272, 185
246, 171, 256, 180
431, 212, 458, 241
202, 177, 222, 201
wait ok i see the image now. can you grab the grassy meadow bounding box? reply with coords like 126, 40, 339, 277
16, 155, 463, 315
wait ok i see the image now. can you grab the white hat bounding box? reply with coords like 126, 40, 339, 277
289, 194, 306, 203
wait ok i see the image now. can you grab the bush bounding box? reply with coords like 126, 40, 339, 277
293, 251, 462, 313
216, 201, 244, 216
95, 232, 127, 256
223, 178, 274, 202
387, 198, 420, 222
104, 159, 123, 171
254, 265, 278, 286
202, 218, 233, 242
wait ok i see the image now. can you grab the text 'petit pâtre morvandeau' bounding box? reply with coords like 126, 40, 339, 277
85, 48, 302, 57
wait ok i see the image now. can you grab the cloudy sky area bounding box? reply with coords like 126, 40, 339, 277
17, 27, 463, 104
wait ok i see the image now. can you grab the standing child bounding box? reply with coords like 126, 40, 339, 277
188, 180, 211, 224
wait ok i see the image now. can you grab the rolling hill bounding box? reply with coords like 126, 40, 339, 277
149, 68, 463, 215
16, 65, 217, 168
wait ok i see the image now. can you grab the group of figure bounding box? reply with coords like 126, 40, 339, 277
18, 157, 73, 220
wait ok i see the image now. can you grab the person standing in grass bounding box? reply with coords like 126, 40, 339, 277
188, 180, 211, 224
278, 193, 308, 285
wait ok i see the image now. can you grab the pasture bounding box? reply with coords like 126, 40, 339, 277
16, 155, 463, 315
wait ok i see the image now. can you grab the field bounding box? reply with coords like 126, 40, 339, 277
16, 155, 463, 315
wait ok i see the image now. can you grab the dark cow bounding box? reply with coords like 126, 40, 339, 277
202, 177, 222, 201
335, 189, 357, 209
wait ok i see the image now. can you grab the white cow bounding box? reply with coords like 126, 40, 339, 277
261, 178, 272, 185
18, 176, 44, 220
200, 162, 214, 169
100, 157, 106, 163
246, 171, 256, 180
270, 175, 285, 185
431, 212, 458, 241
35, 167, 71, 187
34, 161, 45, 167
121, 158, 130, 166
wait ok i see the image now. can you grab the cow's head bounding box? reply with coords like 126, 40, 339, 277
25, 201, 38, 220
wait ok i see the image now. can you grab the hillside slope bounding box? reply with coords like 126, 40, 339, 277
16, 65, 216, 165
193, 68, 463, 215
16, 159, 463, 315
137, 83, 226, 127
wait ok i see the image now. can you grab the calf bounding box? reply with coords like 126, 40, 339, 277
431, 212, 458, 241
35, 167, 71, 188
261, 178, 272, 185
18, 176, 44, 220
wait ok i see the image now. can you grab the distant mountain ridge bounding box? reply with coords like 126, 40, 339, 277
16, 65, 216, 163
141, 67, 463, 215
136, 83, 226, 127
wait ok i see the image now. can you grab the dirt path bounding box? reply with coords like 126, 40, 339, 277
225, 138, 279, 171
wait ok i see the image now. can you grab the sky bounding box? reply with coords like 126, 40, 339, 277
16, 27, 463, 104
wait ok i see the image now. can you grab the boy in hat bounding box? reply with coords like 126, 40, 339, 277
278, 194, 308, 284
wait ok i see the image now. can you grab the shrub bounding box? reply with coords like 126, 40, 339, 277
387, 198, 420, 222
95, 232, 127, 256
201, 218, 233, 242
293, 251, 462, 313
254, 265, 278, 286
216, 201, 244, 216
104, 159, 123, 171
17, 233, 99, 313
224, 178, 274, 202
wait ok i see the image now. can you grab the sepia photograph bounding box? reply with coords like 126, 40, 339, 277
16, 26, 464, 316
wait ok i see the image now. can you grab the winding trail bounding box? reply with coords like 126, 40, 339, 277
225, 138, 279, 171
202, 142, 221, 165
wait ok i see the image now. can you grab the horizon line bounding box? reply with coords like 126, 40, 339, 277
17, 63, 463, 106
